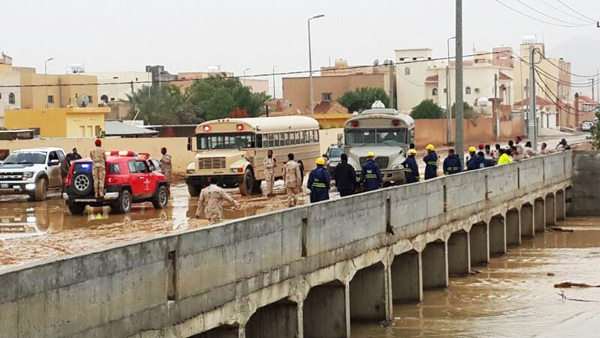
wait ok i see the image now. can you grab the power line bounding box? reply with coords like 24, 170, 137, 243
0, 51, 506, 89
516, 0, 591, 26
539, 0, 594, 24
494, 0, 591, 27
512, 50, 599, 86
557, 0, 598, 24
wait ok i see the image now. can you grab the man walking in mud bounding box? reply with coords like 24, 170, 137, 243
196, 177, 240, 225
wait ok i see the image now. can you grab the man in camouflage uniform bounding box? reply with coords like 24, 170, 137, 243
263, 149, 277, 197
196, 177, 240, 224
283, 153, 302, 207
89, 139, 106, 198
160, 147, 173, 186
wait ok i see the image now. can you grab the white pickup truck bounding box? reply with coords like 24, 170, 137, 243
0, 147, 66, 201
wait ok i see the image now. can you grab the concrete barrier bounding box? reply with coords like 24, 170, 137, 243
0, 151, 577, 338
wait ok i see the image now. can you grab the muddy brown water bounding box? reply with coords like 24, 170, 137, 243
353, 218, 600, 338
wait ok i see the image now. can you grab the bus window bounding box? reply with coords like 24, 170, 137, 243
197, 133, 255, 149
314, 130, 320, 142
273, 133, 280, 147
280, 133, 288, 146
256, 134, 263, 148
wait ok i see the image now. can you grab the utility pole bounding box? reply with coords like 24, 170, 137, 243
308, 14, 325, 119
446, 36, 455, 145
272, 65, 277, 99
494, 73, 499, 141
528, 47, 538, 151
130, 81, 135, 113
388, 60, 395, 109
455, 0, 465, 163
575, 93, 580, 128
592, 78, 595, 101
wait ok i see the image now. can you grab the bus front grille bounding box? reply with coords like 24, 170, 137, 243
359, 157, 390, 169
198, 157, 226, 170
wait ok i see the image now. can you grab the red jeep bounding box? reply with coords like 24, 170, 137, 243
63, 151, 169, 215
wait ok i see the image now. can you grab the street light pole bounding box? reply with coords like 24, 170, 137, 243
272, 65, 277, 99
44, 57, 54, 108
308, 14, 325, 119
446, 36, 456, 145
243, 68, 250, 86
455, 0, 465, 164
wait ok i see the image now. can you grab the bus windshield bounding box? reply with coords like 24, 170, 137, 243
197, 133, 255, 150
345, 129, 407, 146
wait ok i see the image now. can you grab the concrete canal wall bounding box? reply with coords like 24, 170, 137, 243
0, 151, 577, 338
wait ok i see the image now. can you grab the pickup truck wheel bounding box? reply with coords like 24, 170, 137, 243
68, 203, 86, 215
187, 184, 201, 197
111, 190, 132, 214
239, 169, 254, 196
33, 178, 47, 201
152, 185, 169, 209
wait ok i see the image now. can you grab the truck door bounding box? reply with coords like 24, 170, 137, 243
128, 160, 152, 198
46, 151, 62, 188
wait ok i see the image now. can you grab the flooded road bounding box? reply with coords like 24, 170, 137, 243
353, 218, 600, 338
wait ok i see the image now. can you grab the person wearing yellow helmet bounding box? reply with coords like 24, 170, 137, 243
307, 157, 331, 203
402, 148, 420, 183
467, 146, 477, 169
423, 144, 438, 180
360, 151, 383, 191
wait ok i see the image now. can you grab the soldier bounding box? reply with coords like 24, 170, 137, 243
196, 177, 240, 224
283, 153, 302, 207
160, 147, 173, 185
263, 149, 277, 197
89, 139, 106, 198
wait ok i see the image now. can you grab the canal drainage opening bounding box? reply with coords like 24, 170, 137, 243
301, 218, 308, 258
167, 250, 177, 301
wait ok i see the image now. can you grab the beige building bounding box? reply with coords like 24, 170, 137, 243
395, 48, 515, 115
513, 40, 573, 128
0, 53, 21, 126
283, 59, 394, 111
87, 71, 151, 103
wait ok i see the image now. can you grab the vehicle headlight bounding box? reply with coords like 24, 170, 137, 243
186, 169, 195, 174
22, 172, 34, 180
231, 168, 244, 173
392, 164, 403, 170
329, 162, 338, 167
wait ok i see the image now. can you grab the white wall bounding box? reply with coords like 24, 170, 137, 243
89, 72, 152, 102
0, 71, 21, 126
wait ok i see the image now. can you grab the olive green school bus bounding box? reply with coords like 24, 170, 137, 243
185, 116, 321, 196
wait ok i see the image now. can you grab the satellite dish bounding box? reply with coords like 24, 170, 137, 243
77, 95, 90, 107
373, 59, 380, 66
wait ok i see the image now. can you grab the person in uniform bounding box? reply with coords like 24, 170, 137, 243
70, 148, 82, 161
360, 152, 383, 191
89, 139, 107, 198
160, 147, 173, 185
283, 153, 302, 207
423, 144, 438, 180
196, 177, 240, 224
264, 150, 277, 197
307, 158, 331, 203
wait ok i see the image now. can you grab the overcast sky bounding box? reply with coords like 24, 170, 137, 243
3, 0, 599, 90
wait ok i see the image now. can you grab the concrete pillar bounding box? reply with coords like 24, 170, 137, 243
304, 281, 348, 338
349, 263, 387, 322
520, 203, 534, 238
469, 222, 489, 266
565, 187, 574, 217
506, 209, 521, 246
192, 326, 239, 338
391, 250, 423, 304
246, 300, 298, 338
489, 216, 506, 256
534, 198, 546, 232
546, 194, 556, 227
447, 231, 470, 277
556, 190, 565, 221
422, 240, 448, 289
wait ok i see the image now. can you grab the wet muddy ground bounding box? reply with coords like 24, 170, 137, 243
0, 180, 324, 268
353, 218, 600, 338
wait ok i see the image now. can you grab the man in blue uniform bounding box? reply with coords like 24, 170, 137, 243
307, 157, 331, 203
360, 152, 383, 191
402, 149, 420, 183
443, 149, 462, 175
423, 144, 438, 180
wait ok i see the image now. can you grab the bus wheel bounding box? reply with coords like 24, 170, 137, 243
252, 180, 262, 194
187, 184, 201, 197
240, 169, 254, 196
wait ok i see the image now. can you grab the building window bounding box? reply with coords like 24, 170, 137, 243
443, 88, 448, 94
101, 95, 108, 103
47, 95, 54, 104
95, 126, 101, 137
432, 88, 438, 96
88, 95, 93, 104
474, 88, 480, 94
404, 67, 411, 76
322, 92, 332, 102
465, 87, 472, 95
8, 93, 15, 104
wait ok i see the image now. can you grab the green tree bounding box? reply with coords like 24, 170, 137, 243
451, 101, 479, 120
128, 84, 199, 125
186, 75, 270, 121
590, 112, 600, 149
337, 87, 390, 113
410, 99, 445, 119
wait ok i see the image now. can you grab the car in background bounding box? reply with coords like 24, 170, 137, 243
0, 147, 66, 201
581, 121, 594, 132
63, 150, 169, 215
324, 145, 344, 178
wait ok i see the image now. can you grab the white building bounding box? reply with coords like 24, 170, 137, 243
395, 47, 515, 115
88, 71, 152, 103
0, 53, 21, 126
